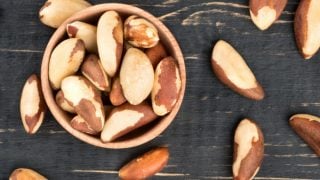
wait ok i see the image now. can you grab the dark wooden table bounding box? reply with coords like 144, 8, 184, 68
1, 0, 320, 179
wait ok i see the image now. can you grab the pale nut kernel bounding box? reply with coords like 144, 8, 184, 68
152, 57, 181, 116
70, 115, 98, 135
145, 42, 168, 68
39, 0, 91, 28
81, 54, 111, 92
211, 40, 265, 101
67, 21, 98, 53
101, 102, 158, 142
49, 38, 85, 89
120, 48, 154, 105
233, 119, 264, 180
61, 76, 105, 132
119, 147, 169, 180
56, 90, 75, 113
97, 11, 123, 77
109, 77, 127, 106
20, 74, 46, 134
9, 168, 47, 180
290, 114, 320, 156
249, 0, 287, 30
124, 15, 159, 48
294, 0, 320, 59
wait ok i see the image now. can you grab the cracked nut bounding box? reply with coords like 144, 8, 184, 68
39, 0, 91, 28
97, 11, 123, 77
294, 0, 320, 59
101, 102, 157, 142
124, 15, 159, 48
119, 147, 169, 180
152, 57, 181, 116
49, 38, 85, 89
290, 114, 320, 156
67, 21, 98, 53
249, 0, 287, 30
61, 76, 105, 132
81, 54, 111, 91
109, 77, 127, 106
9, 168, 47, 180
20, 74, 46, 134
233, 119, 264, 180
120, 48, 154, 105
211, 40, 265, 100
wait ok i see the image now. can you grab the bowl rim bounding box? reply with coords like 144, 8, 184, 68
40, 3, 186, 149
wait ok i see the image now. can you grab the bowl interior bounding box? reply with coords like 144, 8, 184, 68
41, 3, 186, 149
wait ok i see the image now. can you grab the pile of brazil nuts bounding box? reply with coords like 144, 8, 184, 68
48, 11, 182, 142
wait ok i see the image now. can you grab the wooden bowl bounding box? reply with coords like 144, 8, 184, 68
40, 3, 186, 149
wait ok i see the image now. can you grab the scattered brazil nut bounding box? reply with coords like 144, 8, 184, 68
20, 74, 46, 134
39, 0, 91, 28
290, 114, 320, 156
70, 115, 98, 135
81, 54, 111, 92
120, 48, 154, 105
109, 77, 127, 106
67, 21, 98, 53
49, 38, 85, 89
9, 168, 47, 180
124, 15, 159, 48
249, 0, 287, 30
56, 90, 75, 113
119, 147, 169, 180
152, 57, 181, 116
145, 42, 168, 68
97, 11, 123, 77
101, 102, 158, 142
61, 76, 105, 132
233, 119, 264, 180
294, 0, 320, 59
211, 40, 265, 101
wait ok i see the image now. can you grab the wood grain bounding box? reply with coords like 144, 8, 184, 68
0, 0, 320, 179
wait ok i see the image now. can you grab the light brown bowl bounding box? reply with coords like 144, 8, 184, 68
41, 3, 186, 149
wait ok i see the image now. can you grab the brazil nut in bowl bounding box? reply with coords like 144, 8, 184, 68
40, 3, 186, 149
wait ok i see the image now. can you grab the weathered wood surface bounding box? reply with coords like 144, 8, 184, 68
0, 0, 319, 179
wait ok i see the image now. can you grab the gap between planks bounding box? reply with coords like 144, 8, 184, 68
0, 48, 43, 53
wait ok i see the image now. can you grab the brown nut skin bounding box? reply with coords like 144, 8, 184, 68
124, 15, 159, 48
233, 119, 264, 180
61, 76, 105, 132
67, 21, 98, 53
109, 77, 127, 106
70, 115, 98, 135
81, 54, 111, 92
120, 48, 154, 105
56, 90, 75, 113
20, 74, 46, 134
97, 11, 123, 77
9, 168, 47, 180
145, 42, 168, 68
119, 147, 169, 180
101, 102, 158, 142
49, 38, 85, 89
249, 0, 287, 30
294, 0, 320, 59
290, 114, 320, 156
39, 0, 91, 28
211, 40, 265, 101
152, 57, 181, 116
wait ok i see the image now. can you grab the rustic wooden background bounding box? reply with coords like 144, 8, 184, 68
1, 0, 320, 179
